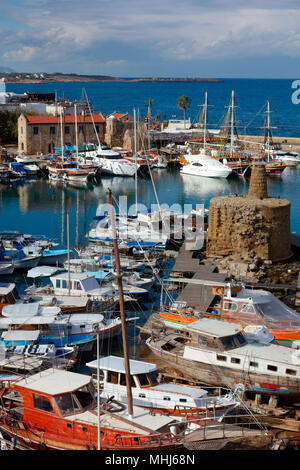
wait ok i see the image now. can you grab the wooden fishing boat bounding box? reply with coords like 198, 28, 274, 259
86, 355, 240, 423
157, 282, 300, 346
0, 368, 184, 450
144, 315, 300, 401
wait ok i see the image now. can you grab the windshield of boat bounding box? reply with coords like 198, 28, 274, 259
55, 384, 95, 415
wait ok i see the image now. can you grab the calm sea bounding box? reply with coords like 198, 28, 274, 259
1, 79, 300, 244
6, 78, 300, 137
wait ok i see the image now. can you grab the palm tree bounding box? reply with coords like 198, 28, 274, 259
177, 95, 191, 129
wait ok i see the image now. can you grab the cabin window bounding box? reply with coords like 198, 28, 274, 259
137, 373, 150, 387
241, 304, 255, 313
33, 394, 54, 413
267, 365, 278, 372
179, 398, 187, 403
223, 302, 237, 311
107, 371, 118, 384
249, 361, 259, 368
148, 372, 158, 386
216, 354, 227, 362
221, 337, 236, 349
62, 280, 67, 289
119, 373, 126, 386
74, 385, 94, 409
234, 333, 247, 346
163, 397, 171, 401
139, 393, 146, 398
56, 279, 60, 288
76, 282, 82, 290
198, 335, 208, 346
231, 357, 240, 364
56, 393, 80, 415
286, 369, 297, 376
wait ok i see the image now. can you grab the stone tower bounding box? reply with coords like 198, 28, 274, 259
206, 162, 292, 262
248, 162, 268, 199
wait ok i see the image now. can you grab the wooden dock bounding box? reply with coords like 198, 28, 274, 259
169, 242, 227, 311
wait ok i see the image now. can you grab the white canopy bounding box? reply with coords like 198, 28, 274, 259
27, 266, 63, 278
2, 330, 40, 341
86, 355, 157, 375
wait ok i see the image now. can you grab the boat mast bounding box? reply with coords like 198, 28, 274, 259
134, 108, 138, 215
107, 188, 134, 418
60, 108, 64, 162
230, 90, 235, 159
74, 103, 79, 164
67, 212, 71, 296
203, 90, 208, 153
266, 100, 271, 162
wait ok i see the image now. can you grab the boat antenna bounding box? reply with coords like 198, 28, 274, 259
106, 188, 134, 418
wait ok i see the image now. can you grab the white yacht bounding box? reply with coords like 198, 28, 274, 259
273, 151, 300, 164
180, 153, 232, 178
15, 155, 40, 175
79, 143, 138, 177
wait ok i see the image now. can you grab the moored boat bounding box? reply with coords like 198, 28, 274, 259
144, 316, 300, 401
0, 368, 185, 450
87, 355, 240, 422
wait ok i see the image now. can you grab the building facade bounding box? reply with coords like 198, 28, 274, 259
18, 113, 106, 155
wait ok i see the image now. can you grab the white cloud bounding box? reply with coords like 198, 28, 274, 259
3, 45, 41, 62
2, 1, 300, 73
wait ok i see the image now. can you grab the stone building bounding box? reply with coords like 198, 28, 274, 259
104, 112, 134, 149
206, 162, 292, 262
18, 113, 105, 155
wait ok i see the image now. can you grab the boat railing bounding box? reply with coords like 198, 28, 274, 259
103, 430, 182, 449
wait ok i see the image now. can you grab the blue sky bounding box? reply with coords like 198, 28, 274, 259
1, 0, 300, 78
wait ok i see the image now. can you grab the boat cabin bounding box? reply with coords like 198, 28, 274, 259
49, 272, 114, 298
0, 283, 20, 313
2, 368, 97, 439
217, 285, 300, 330
87, 355, 159, 389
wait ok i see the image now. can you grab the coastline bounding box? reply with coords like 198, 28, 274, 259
0, 73, 223, 84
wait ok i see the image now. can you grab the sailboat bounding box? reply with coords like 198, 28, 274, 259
261, 100, 287, 176
47, 108, 94, 183
180, 91, 232, 178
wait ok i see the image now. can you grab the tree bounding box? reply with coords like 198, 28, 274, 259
177, 95, 191, 129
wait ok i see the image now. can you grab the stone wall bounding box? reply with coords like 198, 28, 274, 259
206, 196, 292, 262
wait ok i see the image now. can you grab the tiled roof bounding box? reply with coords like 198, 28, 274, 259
24, 114, 105, 124
112, 112, 127, 120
